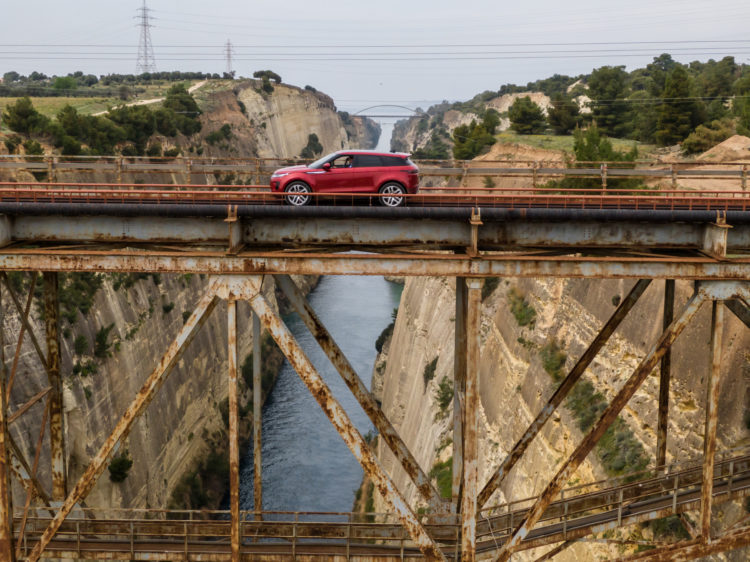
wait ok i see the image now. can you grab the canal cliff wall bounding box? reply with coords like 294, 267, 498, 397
372, 276, 750, 559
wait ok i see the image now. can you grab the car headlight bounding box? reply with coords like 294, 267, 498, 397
271, 172, 289, 178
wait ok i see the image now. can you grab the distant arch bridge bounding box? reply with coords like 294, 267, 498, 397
352, 104, 427, 119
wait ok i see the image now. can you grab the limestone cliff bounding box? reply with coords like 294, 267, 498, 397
372, 276, 750, 560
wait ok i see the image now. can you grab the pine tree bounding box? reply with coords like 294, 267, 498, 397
547, 94, 580, 134
654, 66, 700, 146
508, 96, 546, 134
587, 66, 631, 138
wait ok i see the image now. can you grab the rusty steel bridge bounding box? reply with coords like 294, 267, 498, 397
1, 157, 750, 560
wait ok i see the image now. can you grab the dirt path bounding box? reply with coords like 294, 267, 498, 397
92, 80, 207, 116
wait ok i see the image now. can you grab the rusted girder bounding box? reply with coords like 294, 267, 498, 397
1, 272, 48, 373
0, 291, 15, 561
44, 272, 66, 500
725, 298, 750, 329
495, 285, 710, 562
7, 387, 51, 425
4, 250, 750, 280
701, 300, 724, 542
227, 299, 240, 562
461, 279, 482, 561
247, 289, 447, 561
533, 540, 573, 562
7, 434, 51, 506
25, 278, 225, 562
252, 310, 262, 518
6, 273, 36, 402
453, 278, 468, 506
273, 274, 443, 511
478, 279, 652, 507
656, 279, 675, 469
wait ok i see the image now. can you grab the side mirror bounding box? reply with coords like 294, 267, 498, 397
322, 162, 331, 170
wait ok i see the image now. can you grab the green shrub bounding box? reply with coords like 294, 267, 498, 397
164, 147, 180, 157
162, 301, 175, 314
3, 135, 22, 153
540, 340, 567, 381
146, 142, 162, 157
375, 321, 395, 353
73, 334, 88, 355
94, 323, 115, 358
423, 356, 438, 386
429, 458, 453, 499
22, 139, 44, 155
434, 376, 453, 417
508, 288, 536, 327
108, 450, 133, 482
300, 133, 323, 158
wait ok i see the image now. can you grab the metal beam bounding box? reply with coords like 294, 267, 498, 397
6, 273, 37, 402
496, 287, 707, 562
701, 300, 724, 542
1, 272, 48, 373
0, 290, 15, 561
725, 298, 750, 329
618, 526, 750, 561
461, 279, 482, 561
656, 279, 675, 469
44, 272, 66, 500
26, 278, 223, 562
453, 278, 468, 506
227, 299, 240, 562
273, 274, 443, 511
247, 289, 447, 561
252, 310, 262, 518
479, 279, 651, 507
2, 251, 750, 279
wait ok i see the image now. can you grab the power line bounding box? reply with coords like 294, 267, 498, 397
135, 0, 157, 74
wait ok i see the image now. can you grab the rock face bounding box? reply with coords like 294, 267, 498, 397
236, 82, 380, 158
373, 276, 750, 559
3, 274, 288, 510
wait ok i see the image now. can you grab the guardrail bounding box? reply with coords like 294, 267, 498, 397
15, 448, 750, 559
0, 156, 748, 190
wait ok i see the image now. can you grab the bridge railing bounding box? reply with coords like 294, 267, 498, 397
0, 155, 748, 190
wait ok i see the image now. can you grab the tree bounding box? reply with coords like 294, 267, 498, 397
300, 133, 323, 158
1, 97, 48, 134
547, 94, 580, 134
452, 120, 496, 159
508, 96, 546, 134
482, 108, 500, 134
654, 66, 703, 146
572, 124, 637, 163
53, 76, 77, 91
733, 73, 750, 135
587, 66, 631, 138
2, 71, 21, 84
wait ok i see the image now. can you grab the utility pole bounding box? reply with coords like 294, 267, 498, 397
224, 39, 235, 78
135, 0, 157, 74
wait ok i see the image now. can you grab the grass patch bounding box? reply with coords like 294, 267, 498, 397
495, 130, 656, 157
508, 287, 536, 327
540, 340, 567, 381
429, 458, 453, 499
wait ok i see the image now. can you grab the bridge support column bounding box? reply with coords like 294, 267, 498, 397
227, 298, 241, 562
247, 288, 447, 561
453, 278, 467, 508
253, 310, 263, 518
44, 272, 67, 500
0, 291, 16, 562
461, 278, 482, 562
478, 279, 651, 507
701, 300, 724, 542
496, 284, 708, 562
656, 279, 675, 470
273, 274, 443, 511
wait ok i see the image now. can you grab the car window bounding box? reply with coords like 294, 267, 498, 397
330, 155, 353, 168
381, 155, 407, 167
308, 152, 338, 169
354, 154, 383, 167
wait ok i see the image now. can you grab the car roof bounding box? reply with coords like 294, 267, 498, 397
335, 149, 411, 157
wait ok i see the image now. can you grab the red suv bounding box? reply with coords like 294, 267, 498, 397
270, 150, 419, 206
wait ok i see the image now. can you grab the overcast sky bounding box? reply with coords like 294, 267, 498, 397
2, 0, 750, 115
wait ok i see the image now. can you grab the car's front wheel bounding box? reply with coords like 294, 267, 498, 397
378, 182, 406, 207
284, 181, 312, 206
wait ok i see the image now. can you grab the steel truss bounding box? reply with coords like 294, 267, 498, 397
0, 272, 749, 561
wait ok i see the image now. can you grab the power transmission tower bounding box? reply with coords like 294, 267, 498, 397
135, 0, 157, 74
224, 39, 235, 78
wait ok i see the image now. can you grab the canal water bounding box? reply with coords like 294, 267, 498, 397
238, 275, 403, 513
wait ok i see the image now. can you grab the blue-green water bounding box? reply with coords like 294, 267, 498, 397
238, 275, 403, 512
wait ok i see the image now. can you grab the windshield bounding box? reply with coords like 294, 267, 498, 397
308, 152, 338, 169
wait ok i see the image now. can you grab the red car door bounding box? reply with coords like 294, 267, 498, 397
350, 154, 380, 192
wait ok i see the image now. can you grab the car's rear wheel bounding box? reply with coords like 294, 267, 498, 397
284, 181, 312, 206
378, 182, 406, 207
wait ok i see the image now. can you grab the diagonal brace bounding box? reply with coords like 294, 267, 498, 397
479, 279, 651, 507
274, 274, 444, 511
248, 289, 447, 561
725, 298, 750, 330
0, 272, 49, 374
26, 278, 221, 562
495, 288, 706, 562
